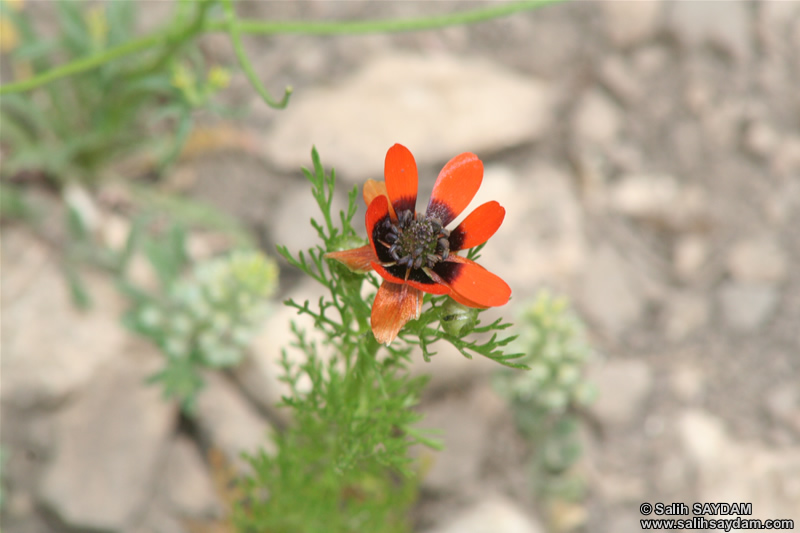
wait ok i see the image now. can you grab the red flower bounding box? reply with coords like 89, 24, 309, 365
326, 144, 511, 344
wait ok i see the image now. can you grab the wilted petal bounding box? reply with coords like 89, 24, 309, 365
324, 245, 376, 273
370, 281, 423, 345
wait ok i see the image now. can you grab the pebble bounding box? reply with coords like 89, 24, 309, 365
669, 364, 706, 403
677, 409, 800, 522
467, 162, 585, 293
743, 121, 780, 159
608, 174, 709, 232
573, 89, 623, 146
422, 495, 544, 533
726, 237, 788, 283
263, 53, 554, 181
599, 56, 643, 105
773, 135, 800, 177
673, 234, 708, 281
718, 282, 779, 332
764, 382, 800, 436
601, 1, 663, 48
586, 359, 653, 427
669, 1, 751, 60
662, 292, 710, 341
578, 245, 644, 338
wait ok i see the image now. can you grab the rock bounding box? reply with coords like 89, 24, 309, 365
757, 1, 800, 55
632, 44, 670, 76
263, 53, 553, 181
269, 180, 348, 258
765, 382, 800, 436
669, 1, 751, 60
718, 282, 779, 332
594, 472, 647, 504
673, 235, 708, 281
578, 245, 644, 337
677, 409, 800, 522
764, 180, 800, 225
669, 364, 706, 403
587, 359, 653, 427
451, 162, 584, 296
743, 121, 780, 159
662, 292, 710, 341
162, 436, 221, 520
131, 501, 188, 533
194, 372, 275, 473
726, 238, 788, 283
422, 495, 545, 533
599, 56, 643, 105
1, 229, 125, 408
573, 89, 623, 146
602, 1, 663, 48
39, 350, 177, 533
677, 409, 730, 465
415, 385, 508, 494
656, 454, 692, 494
608, 174, 709, 231
547, 500, 588, 532
773, 135, 800, 177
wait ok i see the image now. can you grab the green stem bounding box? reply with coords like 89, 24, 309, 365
0, 0, 564, 96
127, 0, 213, 82
0, 30, 169, 95
222, 0, 292, 109
210, 0, 562, 35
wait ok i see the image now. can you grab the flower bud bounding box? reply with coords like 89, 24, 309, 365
440, 299, 479, 337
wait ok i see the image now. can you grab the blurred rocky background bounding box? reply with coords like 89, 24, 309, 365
2, 1, 799, 532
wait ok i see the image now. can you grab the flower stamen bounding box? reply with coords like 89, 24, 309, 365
379, 209, 451, 276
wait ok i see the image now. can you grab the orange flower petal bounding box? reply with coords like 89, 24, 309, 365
371, 281, 423, 345
432, 255, 510, 308
366, 195, 391, 258
384, 144, 418, 214
448, 201, 505, 251
446, 290, 489, 310
324, 245, 377, 273
363, 179, 397, 220
427, 152, 483, 226
363, 179, 386, 207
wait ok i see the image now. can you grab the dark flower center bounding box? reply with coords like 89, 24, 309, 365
382, 209, 450, 270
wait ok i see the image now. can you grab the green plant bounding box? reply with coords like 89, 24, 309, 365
495, 290, 597, 502
0, 0, 562, 96
0, 0, 228, 187
235, 148, 524, 532
122, 241, 278, 412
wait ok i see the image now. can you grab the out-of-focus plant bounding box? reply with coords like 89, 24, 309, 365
494, 290, 597, 503
0, 0, 228, 188
122, 244, 278, 412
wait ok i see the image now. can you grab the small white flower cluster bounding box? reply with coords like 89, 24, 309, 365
138, 250, 278, 368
